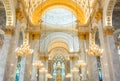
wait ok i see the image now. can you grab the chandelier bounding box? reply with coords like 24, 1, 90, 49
33, 60, 44, 68
76, 60, 86, 68
47, 73, 53, 78
71, 67, 79, 73
15, 38, 33, 56
39, 67, 48, 73
86, 44, 103, 56
66, 73, 72, 78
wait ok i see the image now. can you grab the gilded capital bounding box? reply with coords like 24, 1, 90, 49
104, 26, 115, 36
78, 32, 89, 40
3, 27, 15, 35
29, 31, 41, 40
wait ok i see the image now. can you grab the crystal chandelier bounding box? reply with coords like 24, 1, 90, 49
15, 38, 33, 56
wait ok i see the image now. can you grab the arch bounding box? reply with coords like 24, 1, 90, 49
49, 48, 69, 60
40, 32, 75, 52
48, 41, 69, 53
103, 0, 116, 27
2, 0, 15, 27
32, 0, 86, 25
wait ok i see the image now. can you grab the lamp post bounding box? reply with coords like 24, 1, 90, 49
33, 60, 44, 81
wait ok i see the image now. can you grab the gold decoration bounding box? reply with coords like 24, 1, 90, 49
86, 26, 103, 56
95, 8, 102, 23
32, 0, 86, 25
39, 56, 49, 61
3, 28, 14, 35
78, 32, 89, 40
29, 31, 41, 40
104, 26, 115, 36
16, 8, 24, 21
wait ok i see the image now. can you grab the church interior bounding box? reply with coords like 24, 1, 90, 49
0, 0, 120, 81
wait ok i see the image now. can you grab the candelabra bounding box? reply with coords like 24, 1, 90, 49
15, 38, 33, 56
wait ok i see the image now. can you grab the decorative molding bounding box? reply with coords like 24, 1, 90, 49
29, 31, 41, 40
78, 27, 89, 40
2, 27, 15, 35
16, 8, 24, 21
95, 8, 102, 23
104, 26, 115, 36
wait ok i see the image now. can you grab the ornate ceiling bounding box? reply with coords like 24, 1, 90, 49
20, 0, 97, 26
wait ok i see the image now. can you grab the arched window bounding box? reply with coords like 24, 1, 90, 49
53, 55, 65, 81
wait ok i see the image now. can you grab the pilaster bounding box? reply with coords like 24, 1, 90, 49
3, 26, 20, 81
103, 26, 120, 81
0, 34, 12, 81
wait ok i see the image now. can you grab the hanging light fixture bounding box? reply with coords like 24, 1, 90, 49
76, 60, 86, 67
15, 0, 33, 56
86, 0, 103, 56
66, 73, 72, 78
47, 73, 53, 78
71, 67, 79, 73
33, 60, 44, 68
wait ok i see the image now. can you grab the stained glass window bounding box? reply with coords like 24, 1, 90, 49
53, 55, 65, 81
15, 56, 21, 81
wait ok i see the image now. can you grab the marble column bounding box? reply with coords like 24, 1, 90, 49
84, 34, 99, 81
87, 55, 99, 81
24, 40, 39, 81
103, 26, 120, 81
79, 40, 87, 81
3, 27, 20, 81
0, 35, 11, 81
19, 57, 26, 81
30, 40, 39, 81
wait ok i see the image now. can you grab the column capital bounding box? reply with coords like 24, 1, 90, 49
78, 27, 89, 40
104, 26, 115, 36
78, 32, 89, 40
3, 27, 15, 35
29, 31, 41, 40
